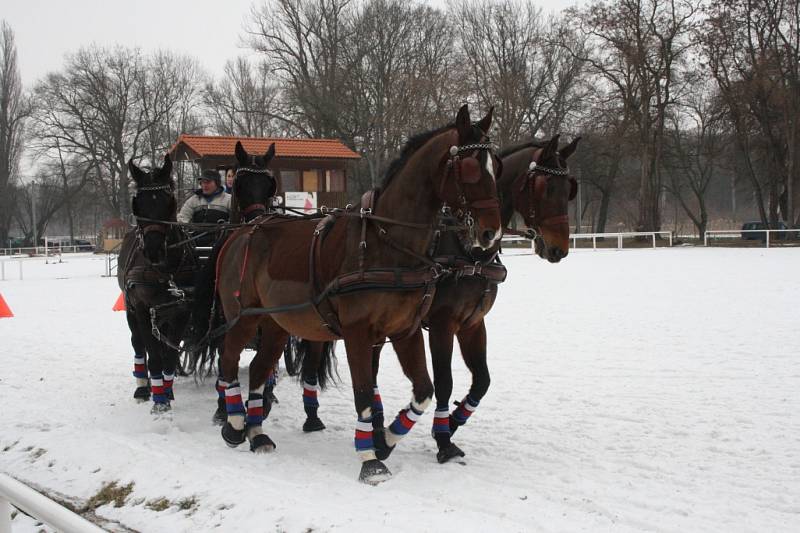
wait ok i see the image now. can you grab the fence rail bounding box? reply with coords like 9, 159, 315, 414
704, 228, 800, 248
0, 245, 95, 256
501, 231, 673, 253
0, 473, 105, 533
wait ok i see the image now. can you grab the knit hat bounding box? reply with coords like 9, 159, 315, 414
198, 169, 222, 187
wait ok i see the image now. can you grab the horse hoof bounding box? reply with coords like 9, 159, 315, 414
133, 386, 150, 402
221, 422, 246, 448
436, 442, 465, 464
373, 430, 394, 461
359, 459, 392, 485
302, 417, 326, 432
212, 406, 227, 426
250, 433, 276, 453
150, 402, 171, 415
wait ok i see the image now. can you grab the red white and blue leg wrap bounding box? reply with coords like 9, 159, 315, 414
432, 407, 451, 436
302, 378, 320, 409
133, 356, 147, 386
451, 395, 479, 426
372, 386, 383, 417
215, 378, 226, 402
150, 373, 167, 405
386, 398, 430, 448
246, 384, 266, 428
163, 372, 174, 398
225, 381, 246, 430
354, 415, 376, 460
266, 368, 277, 388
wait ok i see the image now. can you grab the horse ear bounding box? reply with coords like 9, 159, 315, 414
162, 153, 172, 178
560, 137, 581, 159
264, 142, 276, 164
475, 106, 494, 135
235, 141, 248, 165
128, 158, 142, 184
455, 104, 471, 143
543, 134, 561, 160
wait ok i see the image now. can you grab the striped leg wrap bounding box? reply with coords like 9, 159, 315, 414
355, 415, 376, 461
133, 356, 147, 386
432, 407, 451, 436
246, 391, 265, 428
266, 367, 277, 387
215, 378, 226, 401
372, 386, 384, 417
225, 382, 246, 430
386, 398, 429, 448
302, 378, 320, 409
452, 395, 479, 426
150, 374, 167, 404
163, 373, 174, 398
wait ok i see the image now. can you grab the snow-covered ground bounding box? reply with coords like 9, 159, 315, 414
0, 248, 798, 532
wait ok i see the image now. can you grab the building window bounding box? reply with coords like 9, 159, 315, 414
302, 170, 319, 192
281, 170, 300, 192
326, 169, 346, 192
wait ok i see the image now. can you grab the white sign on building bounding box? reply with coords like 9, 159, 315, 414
285, 191, 317, 214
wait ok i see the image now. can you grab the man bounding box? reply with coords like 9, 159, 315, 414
178, 169, 231, 224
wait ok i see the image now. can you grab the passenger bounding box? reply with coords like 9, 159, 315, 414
224, 167, 236, 194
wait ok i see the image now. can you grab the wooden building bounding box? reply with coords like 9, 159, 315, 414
168, 134, 360, 208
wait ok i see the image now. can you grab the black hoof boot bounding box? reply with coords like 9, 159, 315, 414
359, 459, 392, 485
302, 417, 326, 432
436, 442, 465, 464
150, 402, 171, 415
221, 422, 246, 448
373, 430, 395, 461
249, 433, 276, 453
212, 398, 226, 426
133, 386, 150, 402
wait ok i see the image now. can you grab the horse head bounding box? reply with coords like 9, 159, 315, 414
503, 135, 580, 263
129, 154, 175, 265
434, 104, 503, 251
231, 141, 278, 223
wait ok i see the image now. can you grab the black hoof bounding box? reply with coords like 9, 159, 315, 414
212, 406, 226, 426
150, 402, 171, 415
373, 430, 395, 461
436, 442, 465, 464
133, 386, 150, 402
302, 417, 326, 432
221, 422, 246, 448
249, 433, 276, 453
359, 459, 392, 485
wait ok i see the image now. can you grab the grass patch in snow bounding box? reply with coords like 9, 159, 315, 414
144, 496, 198, 513
83, 481, 135, 510
145, 497, 170, 512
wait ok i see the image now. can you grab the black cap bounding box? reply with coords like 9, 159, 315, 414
198, 169, 221, 186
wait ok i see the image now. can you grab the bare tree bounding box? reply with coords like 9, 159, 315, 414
0, 20, 31, 246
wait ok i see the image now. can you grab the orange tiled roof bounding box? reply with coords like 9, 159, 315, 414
171, 134, 360, 160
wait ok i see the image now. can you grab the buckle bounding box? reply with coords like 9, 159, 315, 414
360, 207, 372, 218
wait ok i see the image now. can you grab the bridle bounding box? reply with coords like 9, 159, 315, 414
133, 182, 174, 250
519, 152, 577, 233
235, 165, 276, 222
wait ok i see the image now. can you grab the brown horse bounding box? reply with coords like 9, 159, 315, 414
117, 155, 197, 413
210, 105, 502, 483
367, 135, 581, 463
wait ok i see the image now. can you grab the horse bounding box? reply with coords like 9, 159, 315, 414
293, 135, 581, 462
117, 155, 197, 414
205, 105, 502, 483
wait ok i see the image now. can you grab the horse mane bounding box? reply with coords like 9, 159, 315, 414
498, 140, 546, 158
381, 122, 455, 189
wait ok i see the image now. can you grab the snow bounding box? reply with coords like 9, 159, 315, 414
0, 248, 798, 532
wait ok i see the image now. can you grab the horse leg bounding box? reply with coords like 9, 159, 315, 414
343, 332, 392, 485
449, 319, 490, 439
126, 308, 150, 402
375, 328, 434, 461
244, 317, 288, 453
137, 308, 171, 415
370, 344, 386, 450
218, 315, 260, 448
428, 321, 466, 464
301, 342, 325, 432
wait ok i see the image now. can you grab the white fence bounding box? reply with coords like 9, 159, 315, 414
0, 473, 104, 533
0, 245, 94, 256
704, 229, 800, 248
501, 231, 673, 252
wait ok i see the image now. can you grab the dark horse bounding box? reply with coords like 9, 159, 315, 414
118, 155, 197, 413
300, 134, 580, 463
203, 105, 502, 483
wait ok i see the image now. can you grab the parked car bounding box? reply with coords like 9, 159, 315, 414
740, 221, 789, 241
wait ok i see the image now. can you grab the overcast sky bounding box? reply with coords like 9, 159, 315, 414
4, 0, 583, 87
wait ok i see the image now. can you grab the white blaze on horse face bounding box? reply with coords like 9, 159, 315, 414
484, 153, 495, 180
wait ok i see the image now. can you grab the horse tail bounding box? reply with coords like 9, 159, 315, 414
185, 236, 226, 376
283, 337, 299, 376
295, 340, 338, 391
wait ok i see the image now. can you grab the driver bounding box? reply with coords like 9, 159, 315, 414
178, 169, 231, 224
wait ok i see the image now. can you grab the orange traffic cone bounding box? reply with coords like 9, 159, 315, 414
112, 292, 126, 312
0, 293, 13, 318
